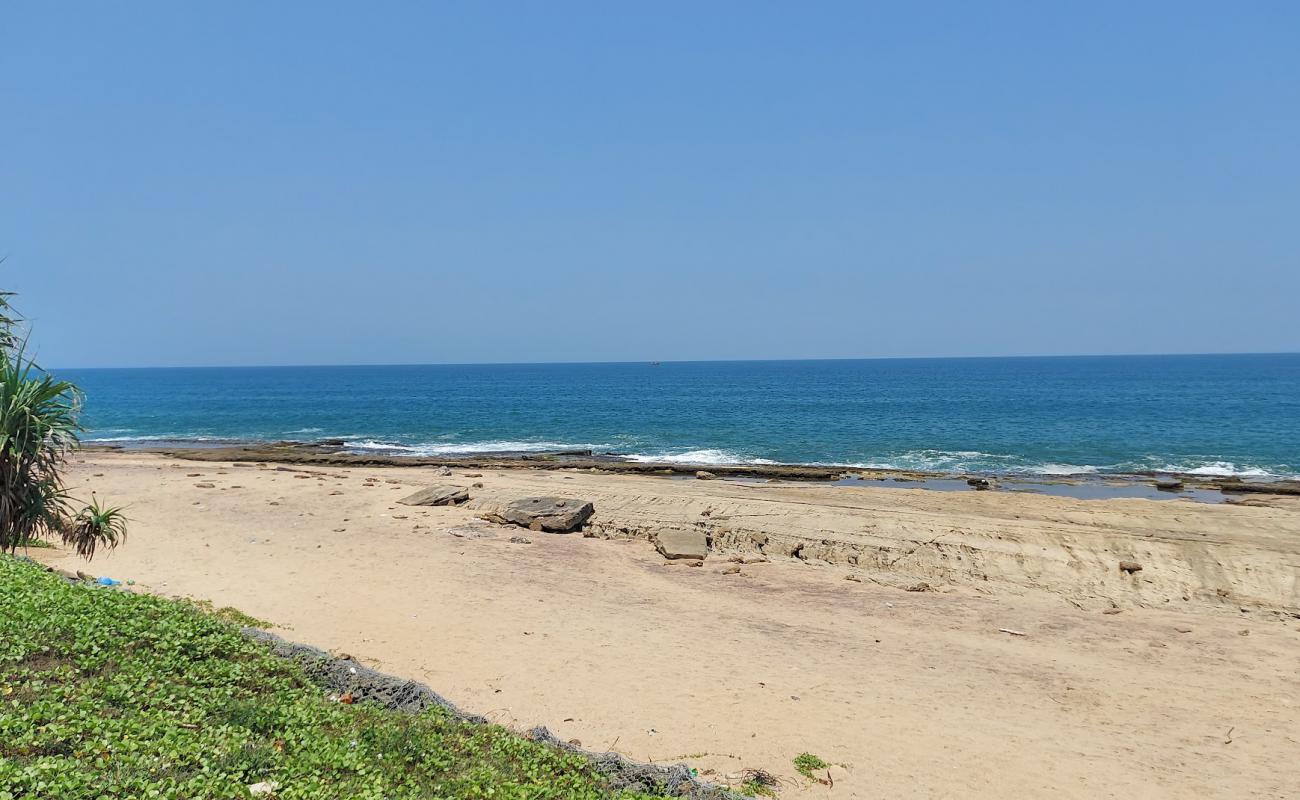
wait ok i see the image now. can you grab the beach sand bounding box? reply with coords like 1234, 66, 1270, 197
35, 452, 1300, 799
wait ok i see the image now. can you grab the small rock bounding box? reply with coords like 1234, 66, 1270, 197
186, 473, 201, 477
966, 476, 998, 490
695, 470, 716, 480
1118, 560, 1143, 574
509, 536, 532, 544
1102, 608, 1123, 615
1155, 478, 1184, 491
905, 582, 933, 592
194, 482, 215, 489
463, 473, 483, 478
721, 565, 741, 575
845, 574, 862, 582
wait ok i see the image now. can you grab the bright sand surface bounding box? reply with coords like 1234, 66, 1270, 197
36, 452, 1300, 799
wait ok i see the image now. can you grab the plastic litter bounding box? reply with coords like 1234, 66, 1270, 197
96, 577, 121, 586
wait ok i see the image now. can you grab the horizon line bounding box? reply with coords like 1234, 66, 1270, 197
50, 350, 1300, 372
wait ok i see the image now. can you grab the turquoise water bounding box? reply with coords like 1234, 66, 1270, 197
63, 354, 1300, 478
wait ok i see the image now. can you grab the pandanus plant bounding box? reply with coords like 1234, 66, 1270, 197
0, 286, 127, 558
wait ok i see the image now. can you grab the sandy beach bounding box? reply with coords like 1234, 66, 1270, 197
35, 451, 1300, 799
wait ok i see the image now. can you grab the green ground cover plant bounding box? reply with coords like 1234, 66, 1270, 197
0, 556, 670, 799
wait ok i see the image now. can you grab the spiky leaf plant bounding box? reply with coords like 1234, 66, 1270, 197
0, 285, 126, 558
62, 495, 128, 559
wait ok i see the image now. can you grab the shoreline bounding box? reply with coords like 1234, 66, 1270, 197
86, 439, 1300, 501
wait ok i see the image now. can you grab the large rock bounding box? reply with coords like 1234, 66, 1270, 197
654, 527, 709, 560
398, 485, 470, 507
502, 496, 594, 532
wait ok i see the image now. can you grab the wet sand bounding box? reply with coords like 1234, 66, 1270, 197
35, 452, 1300, 799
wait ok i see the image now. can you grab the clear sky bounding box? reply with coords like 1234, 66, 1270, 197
3, 2, 1298, 368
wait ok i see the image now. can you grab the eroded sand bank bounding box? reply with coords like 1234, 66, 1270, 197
36, 452, 1300, 799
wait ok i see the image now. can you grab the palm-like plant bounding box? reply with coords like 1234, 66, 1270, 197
0, 287, 126, 558
64, 496, 129, 559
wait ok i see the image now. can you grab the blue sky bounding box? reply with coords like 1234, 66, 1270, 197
3, 2, 1298, 367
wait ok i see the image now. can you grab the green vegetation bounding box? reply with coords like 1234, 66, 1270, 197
0, 557, 671, 799
792, 752, 828, 780
735, 767, 779, 797
179, 597, 275, 629
0, 285, 125, 558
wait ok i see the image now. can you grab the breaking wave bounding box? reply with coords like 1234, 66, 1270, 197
342, 439, 599, 456
81, 434, 1297, 479
623, 449, 777, 466
1157, 461, 1275, 478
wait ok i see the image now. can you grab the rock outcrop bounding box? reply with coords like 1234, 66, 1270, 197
398, 485, 470, 507
654, 527, 709, 560
501, 497, 594, 532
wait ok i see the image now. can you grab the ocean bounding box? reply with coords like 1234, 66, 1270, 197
63, 354, 1300, 479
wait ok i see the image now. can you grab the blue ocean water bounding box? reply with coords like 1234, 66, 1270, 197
63, 354, 1300, 478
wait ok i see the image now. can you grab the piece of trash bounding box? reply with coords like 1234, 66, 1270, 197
998, 628, 1027, 636
247, 780, 279, 796
339, 693, 355, 705
96, 577, 121, 586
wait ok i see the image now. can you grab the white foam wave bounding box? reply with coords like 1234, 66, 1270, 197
834, 451, 1106, 476
86, 434, 226, 443
343, 439, 597, 456
1160, 461, 1274, 478
1025, 463, 1102, 476
624, 449, 777, 466
287, 427, 324, 434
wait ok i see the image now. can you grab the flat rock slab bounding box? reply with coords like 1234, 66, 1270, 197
398, 485, 470, 507
446, 524, 498, 540
502, 496, 595, 532
655, 527, 709, 560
